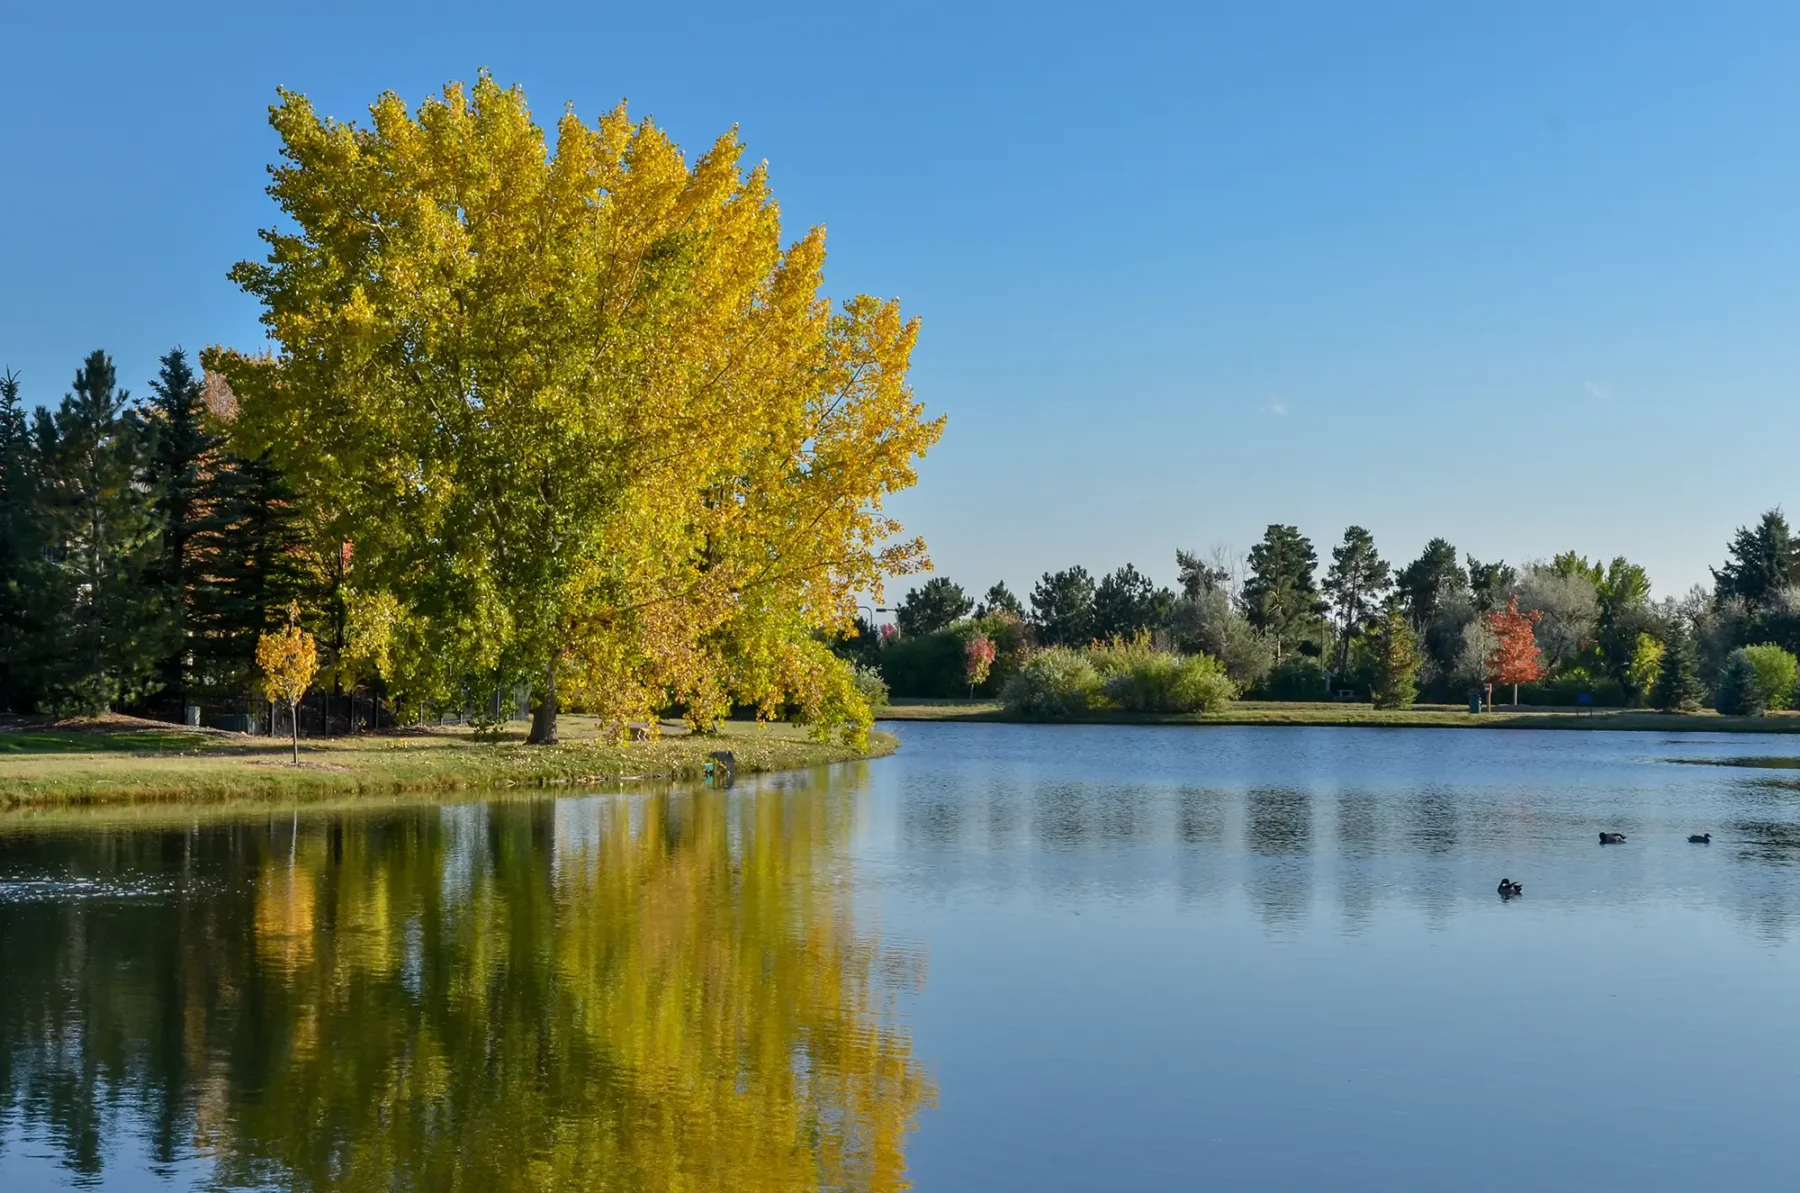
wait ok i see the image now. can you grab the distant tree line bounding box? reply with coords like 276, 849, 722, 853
0, 350, 348, 723
849, 513, 1800, 715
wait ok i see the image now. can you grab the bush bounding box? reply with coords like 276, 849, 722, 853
878, 631, 966, 697
1742, 643, 1799, 712
1716, 648, 1765, 716
1000, 647, 1103, 717
1516, 674, 1628, 707
1103, 651, 1236, 713
851, 663, 889, 714
1263, 656, 1329, 701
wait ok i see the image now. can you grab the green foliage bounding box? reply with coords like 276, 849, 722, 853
1000, 647, 1102, 717
0, 369, 41, 711
1397, 537, 1467, 626
851, 663, 890, 714
1242, 525, 1326, 657
191, 451, 321, 705
1094, 640, 1235, 713
878, 631, 966, 698
1368, 608, 1422, 709
1323, 526, 1389, 659
1517, 674, 1627, 707
896, 577, 972, 637
1625, 633, 1664, 704
1091, 564, 1172, 640
30, 351, 166, 713
1264, 656, 1329, 701
1714, 510, 1800, 609
142, 348, 215, 703
1741, 644, 1798, 712
1030, 566, 1096, 647
830, 616, 884, 671
976, 582, 1025, 619
1168, 588, 1274, 690
1175, 549, 1231, 599
1466, 555, 1516, 613
1514, 567, 1597, 670
1651, 619, 1703, 711
1715, 648, 1764, 716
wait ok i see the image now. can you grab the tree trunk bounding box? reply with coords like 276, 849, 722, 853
289, 698, 300, 765
1513, 682, 1519, 706
527, 663, 559, 745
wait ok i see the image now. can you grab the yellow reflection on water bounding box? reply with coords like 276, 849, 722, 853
0, 779, 931, 1191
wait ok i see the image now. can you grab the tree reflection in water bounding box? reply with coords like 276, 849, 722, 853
0, 778, 932, 1191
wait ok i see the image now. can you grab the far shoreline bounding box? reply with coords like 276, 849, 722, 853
878, 699, 1800, 734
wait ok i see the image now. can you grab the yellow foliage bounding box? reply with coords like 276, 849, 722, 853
257, 608, 319, 707
208, 74, 943, 741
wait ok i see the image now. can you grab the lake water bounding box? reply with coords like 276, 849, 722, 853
4, 723, 1800, 1191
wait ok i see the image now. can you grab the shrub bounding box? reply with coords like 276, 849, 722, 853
1264, 656, 1329, 701
1742, 643, 1799, 712
878, 631, 965, 697
1000, 647, 1102, 717
1517, 674, 1628, 707
1715, 648, 1764, 716
851, 663, 889, 714
1103, 650, 1236, 713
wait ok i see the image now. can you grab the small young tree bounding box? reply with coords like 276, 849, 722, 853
1483, 595, 1545, 705
964, 633, 996, 697
1369, 608, 1422, 709
1651, 619, 1702, 712
1624, 633, 1664, 706
257, 604, 318, 764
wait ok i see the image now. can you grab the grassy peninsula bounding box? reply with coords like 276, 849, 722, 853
879, 698, 1800, 733
0, 716, 895, 808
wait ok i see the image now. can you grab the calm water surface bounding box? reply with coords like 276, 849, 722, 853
4, 724, 1800, 1191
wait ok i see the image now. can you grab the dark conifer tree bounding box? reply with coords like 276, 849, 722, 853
34, 352, 165, 712
191, 450, 317, 706
1651, 619, 1702, 712
1713, 509, 1800, 609
0, 369, 44, 709
143, 348, 216, 708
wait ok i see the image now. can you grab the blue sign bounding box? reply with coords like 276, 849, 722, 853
1576, 692, 1594, 706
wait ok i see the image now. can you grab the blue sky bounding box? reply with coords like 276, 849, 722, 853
4, 1, 1798, 601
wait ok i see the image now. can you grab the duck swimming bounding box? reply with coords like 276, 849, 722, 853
1496, 879, 1523, 897
1599, 832, 1627, 844
1688, 833, 1712, 844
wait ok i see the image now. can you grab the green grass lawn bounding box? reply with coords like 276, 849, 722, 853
0, 715, 894, 808
879, 697, 1800, 733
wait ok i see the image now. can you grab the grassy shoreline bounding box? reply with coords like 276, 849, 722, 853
879, 698, 1800, 733
0, 716, 896, 809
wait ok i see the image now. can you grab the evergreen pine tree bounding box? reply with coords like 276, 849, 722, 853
0, 369, 44, 710
1243, 524, 1327, 660
191, 450, 318, 707
1651, 619, 1702, 712
35, 351, 166, 712
1368, 607, 1422, 709
143, 348, 216, 709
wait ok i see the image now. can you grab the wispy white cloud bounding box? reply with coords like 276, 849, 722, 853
1260, 400, 1288, 418
1585, 380, 1614, 399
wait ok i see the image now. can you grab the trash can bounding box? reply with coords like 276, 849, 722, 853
1469, 689, 1482, 714
184, 705, 201, 727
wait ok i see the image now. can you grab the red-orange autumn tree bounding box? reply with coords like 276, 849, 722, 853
1484, 595, 1544, 705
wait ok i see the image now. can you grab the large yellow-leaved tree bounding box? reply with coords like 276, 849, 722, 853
208, 74, 942, 744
